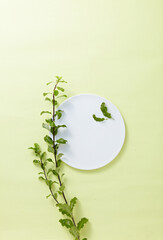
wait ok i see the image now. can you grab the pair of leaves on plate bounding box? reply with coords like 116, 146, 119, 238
93, 102, 113, 122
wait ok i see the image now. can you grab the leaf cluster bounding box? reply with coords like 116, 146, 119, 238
93, 102, 113, 122
57, 198, 88, 239
43, 77, 67, 107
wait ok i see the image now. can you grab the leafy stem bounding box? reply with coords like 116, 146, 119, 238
52, 79, 80, 239
39, 154, 59, 204
29, 76, 88, 240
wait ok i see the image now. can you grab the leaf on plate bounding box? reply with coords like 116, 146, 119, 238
92, 114, 106, 122
100, 102, 112, 119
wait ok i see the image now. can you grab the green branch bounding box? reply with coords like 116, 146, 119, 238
29, 76, 88, 240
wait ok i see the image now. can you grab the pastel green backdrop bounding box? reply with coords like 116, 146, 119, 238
0, 0, 162, 239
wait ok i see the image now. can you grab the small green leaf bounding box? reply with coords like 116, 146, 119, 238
45, 118, 55, 127
56, 76, 67, 83
46, 81, 53, 85
46, 158, 53, 163
56, 76, 62, 81
55, 125, 66, 136
34, 143, 40, 148
54, 125, 66, 136
57, 153, 64, 160
43, 92, 52, 96
34, 144, 41, 155
59, 219, 73, 229
57, 86, 64, 92
54, 144, 59, 155
38, 172, 44, 175
54, 100, 58, 106
39, 176, 45, 181
54, 181, 59, 185
46, 180, 57, 188
42, 123, 51, 131
48, 145, 54, 153
43, 161, 47, 168
100, 102, 112, 119
29, 143, 41, 156
57, 160, 62, 167
33, 160, 40, 165
82, 238, 87, 240
70, 197, 77, 211
54, 90, 59, 96
46, 194, 51, 199
44, 135, 53, 145
92, 114, 106, 122
60, 80, 67, 83
59, 184, 65, 192
61, 173, 65, 180
52, 169, 59, 176
54, 193, 58, 199
56, 203, 72, 217
57, 124, 67, 129
77, 218, 88, 231
54, 127, 58, 135
47, 168, 59, 176
28, 147, 34, 150
56, 138, 67, 144
40, 111, 52, 115
45, 179, 54, 188
57, 94, 67, 98
47, 168, 53, 176
40, 152, 46, 160
69, 226, 79, 238
45, 97, 52, 103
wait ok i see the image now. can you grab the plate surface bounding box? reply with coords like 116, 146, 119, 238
55, 94, 125, 170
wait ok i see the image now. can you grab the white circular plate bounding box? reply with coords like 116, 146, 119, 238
55, 94, 125, 170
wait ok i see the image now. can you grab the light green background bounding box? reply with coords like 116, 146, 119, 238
0, 0, 163, 239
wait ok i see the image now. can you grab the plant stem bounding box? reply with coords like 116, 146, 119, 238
52, 82, 80, 240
